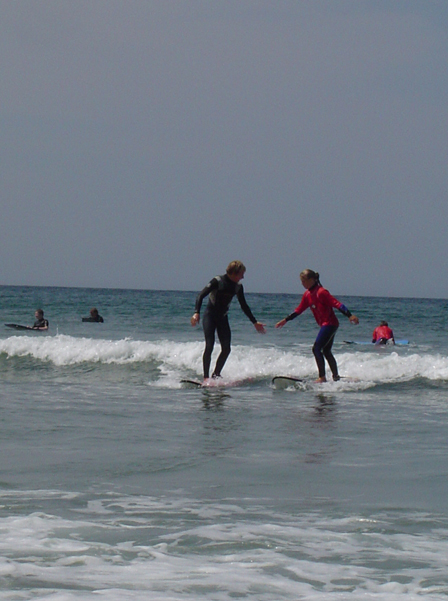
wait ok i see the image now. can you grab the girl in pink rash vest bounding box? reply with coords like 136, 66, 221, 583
276, 269, 359, 382
372, 321, 395, 345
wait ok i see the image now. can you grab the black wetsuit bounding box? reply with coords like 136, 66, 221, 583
82, 315, 104, 323
195, 274, 257, 378
33, 318, 49, 329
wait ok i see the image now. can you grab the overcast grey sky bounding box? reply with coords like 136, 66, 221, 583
1, 0, 447, 297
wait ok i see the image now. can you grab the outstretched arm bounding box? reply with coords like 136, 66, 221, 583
276, 293, 309, 329
275, 318, 287, 329
236, 286, 260, 327
336, 300, 359, 325
276, 309, 300, 328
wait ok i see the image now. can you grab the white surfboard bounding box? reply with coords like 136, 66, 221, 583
181, 377, 255, 389
271, 376, 305, 390
180, 379, 203, 388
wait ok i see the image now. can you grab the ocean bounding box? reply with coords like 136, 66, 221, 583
1, 285, 448, 600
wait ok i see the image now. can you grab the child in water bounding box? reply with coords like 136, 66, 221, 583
372, 321, 394, 345
33, 309, 49, 330
83, 308, 104, 323
275, 269, 359, 382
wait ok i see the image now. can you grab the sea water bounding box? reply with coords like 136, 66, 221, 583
1, 285, 448, 600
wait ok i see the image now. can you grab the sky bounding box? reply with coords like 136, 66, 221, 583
1, 0, 447, 298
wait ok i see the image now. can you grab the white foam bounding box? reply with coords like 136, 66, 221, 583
0, 334, 203, 368
2, 335, 448, 389
0, 494, 447, 600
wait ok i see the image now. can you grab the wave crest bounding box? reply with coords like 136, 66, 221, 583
1, 335, 448, 388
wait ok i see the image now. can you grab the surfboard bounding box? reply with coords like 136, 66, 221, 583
271, 376, 305, 390
272, 375, 359, 389
180, 377, 254, 389
343, 340, 409, 346
180, 379, 203, 388
5, 323, 32, 330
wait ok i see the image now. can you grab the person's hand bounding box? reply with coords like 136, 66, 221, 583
275, 319, 287, 329
190, 313, 200, 326
254, 321, 266, 334
349, 315, 359, 325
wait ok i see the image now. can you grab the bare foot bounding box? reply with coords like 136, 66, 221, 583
315, 377, 327, 383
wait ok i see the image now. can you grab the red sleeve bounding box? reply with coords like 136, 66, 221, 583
293, 292, 311, 316
284, 291, 311, 322
319, 288, 343, 310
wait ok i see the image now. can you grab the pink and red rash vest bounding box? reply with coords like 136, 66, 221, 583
372, 325, 394, 341
288, 285, 349, 327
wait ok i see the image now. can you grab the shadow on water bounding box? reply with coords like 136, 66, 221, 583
302, 394, 338, 464
281, 391, 338, 427
277, 392, 339, 465
313, 393, 337, 422
195, 390, 246, 460
200, 389, 231, 411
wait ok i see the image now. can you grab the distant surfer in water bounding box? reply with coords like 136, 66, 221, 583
372, 321, 394, 345
191, 261, 266, 384
82, 308, 104, 323
275, 269, 359, 383
33, 309, 49, 330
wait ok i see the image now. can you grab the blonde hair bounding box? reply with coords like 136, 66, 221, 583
300, 269, 320, 283
226, 260, 246, 276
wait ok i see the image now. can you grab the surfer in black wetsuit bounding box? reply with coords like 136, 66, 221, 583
191, 261, 265, 383
33, 309, 49, 330
82, 308, 104, 323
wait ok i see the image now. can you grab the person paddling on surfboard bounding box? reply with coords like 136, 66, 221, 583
191, 261, 265, 384
372, 321, 395, 345
275, 269, 358, 383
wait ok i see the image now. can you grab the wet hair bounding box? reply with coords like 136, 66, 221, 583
35, 308, 44, 317
226, 260, 246, 276
380, 321, 388, 326
90, 307, 99, 317
300, 269, 320, 284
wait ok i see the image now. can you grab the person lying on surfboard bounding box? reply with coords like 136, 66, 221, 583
191, 261, 265, 384
275, 269, 358, 383
372, 321, 395, 345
